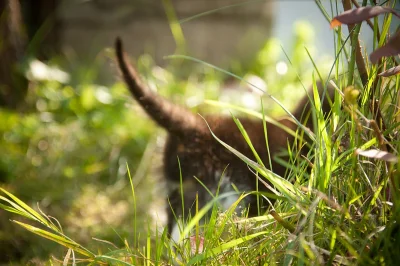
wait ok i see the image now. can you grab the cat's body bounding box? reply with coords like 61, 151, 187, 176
115, 38, 333, 237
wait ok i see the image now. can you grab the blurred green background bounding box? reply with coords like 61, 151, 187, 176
0, 0, 335, 263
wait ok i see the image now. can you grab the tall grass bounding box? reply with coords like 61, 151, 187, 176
1, 0, 400, 265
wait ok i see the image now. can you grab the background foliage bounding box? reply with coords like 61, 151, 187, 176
0, 17, 327, 263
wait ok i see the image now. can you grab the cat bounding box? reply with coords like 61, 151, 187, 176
115, 37, 334, 241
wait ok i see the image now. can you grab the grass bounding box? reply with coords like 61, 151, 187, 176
1, 0, 400, 265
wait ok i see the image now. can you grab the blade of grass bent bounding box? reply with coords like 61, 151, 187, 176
0, 188, 59, 231
0, 201, 33, 218
200, 116, 306, 203
13, 220, 94, 258
205, 99, 297, 138
165, 54, 312, 140
187, 231, 268, 265
93, 255, 132, 266
179, 0, 264, 24
232, 114, 264, 167
0, 196, 40, 220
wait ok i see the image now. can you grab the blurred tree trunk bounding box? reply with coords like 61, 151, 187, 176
20, 0, 59, 59
0, 0, 28, 109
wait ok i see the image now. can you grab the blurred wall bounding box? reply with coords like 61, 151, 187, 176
57, 0, 274, 80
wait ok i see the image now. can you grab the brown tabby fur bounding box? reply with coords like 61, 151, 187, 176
115, 38, 334, 234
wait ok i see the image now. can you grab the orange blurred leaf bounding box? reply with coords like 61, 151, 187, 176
330, 18, 342, 28
330, 6, 400, 28
378, 65, 400, 77
355, 149, 398, 162
370, 31, 400, 64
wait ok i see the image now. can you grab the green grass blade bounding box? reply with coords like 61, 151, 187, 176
201, 116, 306, 203
231, 114, 264, 167
13, 220, 94, 258
311, 75, 332, 190
126, 163, 137, 248
204, 99, 297, 137
0, 188, 58, 231
187, 231, 268, 265
94, 255, 133, 266
179, 191, 239, 242
0, 196, 41, 220
179, 0, 264, 24
165, 54, 310, 138
0, 202, 33, 218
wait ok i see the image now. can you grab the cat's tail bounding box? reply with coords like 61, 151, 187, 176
115, 38, 208, 138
